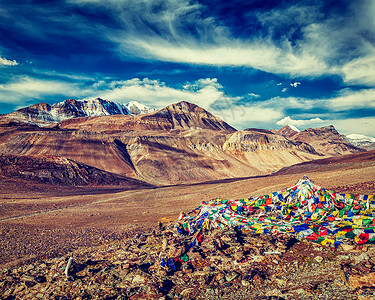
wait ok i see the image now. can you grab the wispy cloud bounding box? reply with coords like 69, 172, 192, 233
3, 0, 374, 85
93, 0, 374, 83
213, 105, 282, 129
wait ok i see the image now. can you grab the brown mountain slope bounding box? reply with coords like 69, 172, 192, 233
0, 118, 323, 185
275, 149, 375, 176
140, 101, 237, 132
222, 129, 321, 172
274, 125, 299, 139
282, 125, 364, 156
0, 154, 154, 188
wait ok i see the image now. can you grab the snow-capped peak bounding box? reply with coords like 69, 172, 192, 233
7, 98, 156, 126
346, 134, 375, 142
287, 124, 300, 132
346, 133, 375, 148
125, 101, 156, 115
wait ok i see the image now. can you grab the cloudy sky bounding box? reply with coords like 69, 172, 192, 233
0, 0, 374, 135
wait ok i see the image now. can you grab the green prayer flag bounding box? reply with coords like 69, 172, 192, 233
181, 253, 189, 262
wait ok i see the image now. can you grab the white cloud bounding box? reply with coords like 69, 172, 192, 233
212, 105, 282, 129
103, 1, 374, 83
0, 76, 90, 103
290, 82, 301, 87
60, 1, 375, 84
93, 77, 233, 110
122, 38, 329, 77
0, 56, 18, 66
327, 88, 375, 110
341, 50, 375, 85
247, 93, 261, 99
276, 116, 324, 127
277, 83, 282, 86
281, 88, 287, 92
268, 87, 375, 113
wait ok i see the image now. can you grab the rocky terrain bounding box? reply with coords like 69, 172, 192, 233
3, 223, 375, 300
0, 148, 374, 299
273, 124, 300, 139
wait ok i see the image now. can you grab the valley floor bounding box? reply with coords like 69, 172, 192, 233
0, 153, 375, 299
1, 154, 374, 268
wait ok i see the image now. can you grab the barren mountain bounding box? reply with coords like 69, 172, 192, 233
0, 154, 154, 188
140, 101, 237, 132
273, 124, 300, 139
276, 125, 364, 156
1, 101, 363, 185
55, 101, 237, 133
0, 115, 322, 186
275, 149, 375, 176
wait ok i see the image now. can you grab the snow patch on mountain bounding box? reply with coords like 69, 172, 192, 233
346, 134, 375, 148
125, 101, 156, 115
5, 98, 156, 125
287, 124, 300, 132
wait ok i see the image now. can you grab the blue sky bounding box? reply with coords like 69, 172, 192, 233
0, 0, 374, 135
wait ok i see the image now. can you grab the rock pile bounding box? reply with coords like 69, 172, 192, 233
1, 221, 375, 299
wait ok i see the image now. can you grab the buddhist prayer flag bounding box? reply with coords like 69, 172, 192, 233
161, 177, 375, 268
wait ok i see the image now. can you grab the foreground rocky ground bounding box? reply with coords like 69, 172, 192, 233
1, 154, 375, 299
3, 219, 375, 300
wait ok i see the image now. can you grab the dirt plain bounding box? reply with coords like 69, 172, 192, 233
1, 151, 375, 270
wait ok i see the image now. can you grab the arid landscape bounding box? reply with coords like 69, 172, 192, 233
1, 149, 375, 269
0, 99, 374, 299
1, 1, 375, 299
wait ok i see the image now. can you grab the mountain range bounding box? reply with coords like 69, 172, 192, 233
4, 98, 155, 125
0, 98, 369, 186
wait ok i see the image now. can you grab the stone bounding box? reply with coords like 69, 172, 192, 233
314, 256, 323, 263
241, 279, 251, 287
349, 272, 375, 289
341, 244, 356, 251
355, 253, 370, 264
132, 274, 146, 285
225, 272, 239, 282
252, 255, 265, 262
180, 288, 194, 296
